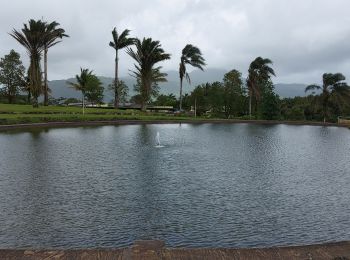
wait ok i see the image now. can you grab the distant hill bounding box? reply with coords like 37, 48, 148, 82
48, 69, 307, 101
274, 83, 307, 98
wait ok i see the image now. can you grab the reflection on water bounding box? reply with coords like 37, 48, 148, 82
0, 123, 350, 249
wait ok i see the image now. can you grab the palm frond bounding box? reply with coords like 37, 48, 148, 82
305, 84, 321, 93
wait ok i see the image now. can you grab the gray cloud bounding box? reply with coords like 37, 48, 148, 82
0, 0, 350, 84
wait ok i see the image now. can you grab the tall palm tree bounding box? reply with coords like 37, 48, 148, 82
43, 21, 68, 106
179, 44, 206, 111
305, 73, 349, 123
127, 37, 170, 111
247, 57, 275, 118
10, 19, 46, 107
67, 68, 93, 115
109, 27, 134, 108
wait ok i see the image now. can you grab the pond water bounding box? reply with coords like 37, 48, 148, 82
0, 123, 350, 249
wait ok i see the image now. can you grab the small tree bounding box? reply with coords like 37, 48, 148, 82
223, 69, 246, 118
85, 75, 104, 105
154, 94, 177, 107
0, 50, 25, 103
67, 68, 98, 114
260, 82, 280, 120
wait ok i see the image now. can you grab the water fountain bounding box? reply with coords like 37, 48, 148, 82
155, 131, 163, 148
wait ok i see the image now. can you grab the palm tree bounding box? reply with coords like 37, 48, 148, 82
10, 19, 47, 107
247, 57, 275, 118
305, 73, 349, 123
127, 37, 170, 111
109, 28, 134, 108
67, 68, 93, 114
43, 21, 69, 106
179, 44, 206, 111
132, 66, 168, 103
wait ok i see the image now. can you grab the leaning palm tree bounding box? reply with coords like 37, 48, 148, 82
109, 28, 134, 108
247, 57, 275, 118
305, 73, 349, 123
10, 19, 47, 107
127, 37, 170, 111
43, 21, 69, 106
67, 68, 93, 115
179, 44, 206, 110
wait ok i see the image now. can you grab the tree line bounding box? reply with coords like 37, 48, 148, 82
0, 19, 206, 112
1, 19, 350, 122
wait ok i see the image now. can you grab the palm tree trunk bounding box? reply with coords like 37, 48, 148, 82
44, 48, 48, 106
82, 92, 85, 115
114, 51, 119, 109
179, 78, 183, 111
323, 96, 327, 124
249, 94, 252, 119
29, 54, 41, 108
194, 97, 197, 118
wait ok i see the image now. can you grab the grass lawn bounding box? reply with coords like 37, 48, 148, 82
0, 104, 195, 125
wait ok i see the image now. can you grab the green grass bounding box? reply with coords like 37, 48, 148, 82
0, 104, 131, 114
0, 104, 196, 125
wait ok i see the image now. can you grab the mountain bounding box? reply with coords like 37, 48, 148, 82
274, 83, 307, 98
48, 69, 307, 101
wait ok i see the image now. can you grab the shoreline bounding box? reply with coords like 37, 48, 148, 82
0, 119, 347, 131
1, 240, 349, 259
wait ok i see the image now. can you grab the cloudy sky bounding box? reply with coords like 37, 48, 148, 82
0, 0, 349, 84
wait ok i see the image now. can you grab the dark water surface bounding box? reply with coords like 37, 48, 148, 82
0, 123, 350, 249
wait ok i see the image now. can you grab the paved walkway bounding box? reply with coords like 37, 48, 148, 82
1, 240, 350, 259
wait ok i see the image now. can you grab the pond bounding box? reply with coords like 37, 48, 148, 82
0, 123, 349, 249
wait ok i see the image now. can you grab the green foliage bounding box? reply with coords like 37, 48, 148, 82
247, 57, 276, 117
185, 69, 248, 118
127, 37, 170, 110
0, 103, 195, 125
10, 19, 47, 107
109, 27, 134, 108
305, 72, 350, 122
109, 28, 135, 51
108, 80, 129, 104
67, 68, 93, 94
223, 69, 247, 118
133, 67, 167, 103
84, 75, 104, 104
42, 20, 69, 106
130, 94, 143, 105
260, 83, 280, 120
67, 68, 104, 109
179, 44, 206, 110
188, 82, 225, 117
0, 50, 25, 103
154, 94, 177, 107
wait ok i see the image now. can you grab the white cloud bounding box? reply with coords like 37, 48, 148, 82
0, 0, 349, 84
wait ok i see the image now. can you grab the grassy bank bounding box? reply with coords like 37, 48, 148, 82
0, 104, 347, 128
0, 104, 195, 125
